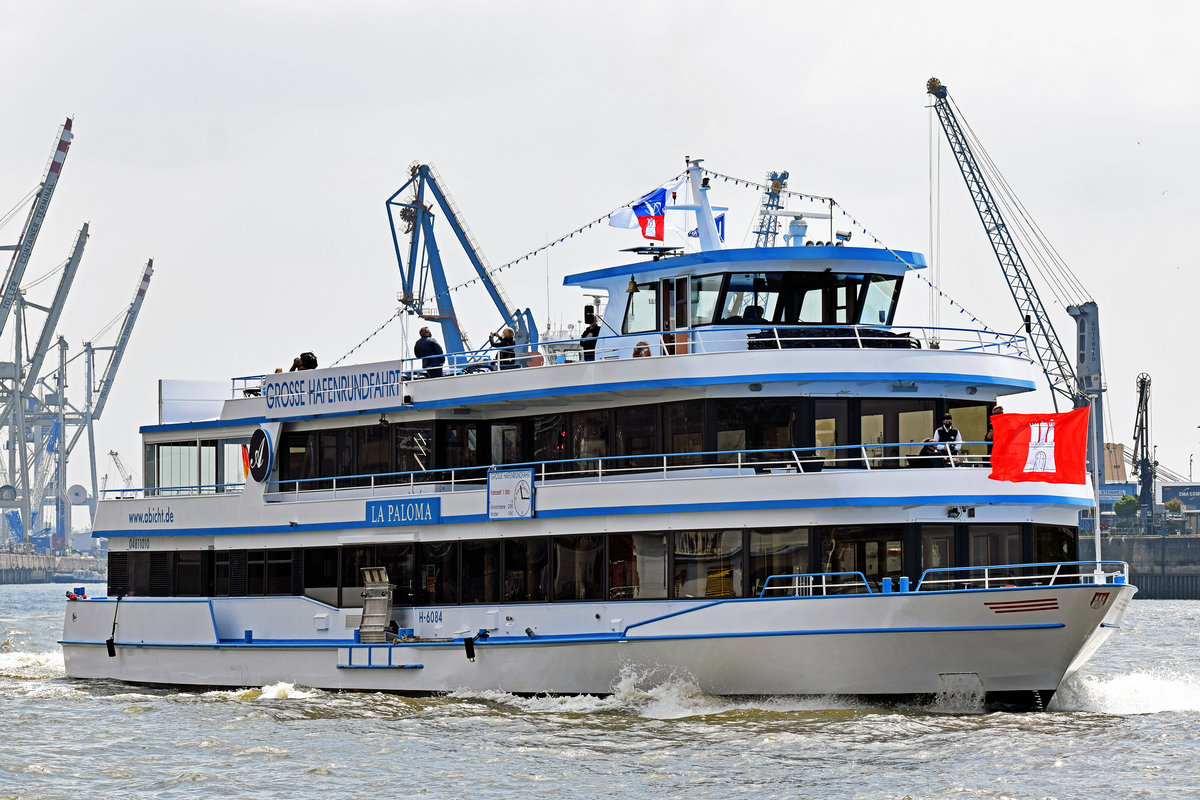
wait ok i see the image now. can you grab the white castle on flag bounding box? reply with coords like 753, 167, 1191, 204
1023, 420, 1056, 472
644, 216, 658, 237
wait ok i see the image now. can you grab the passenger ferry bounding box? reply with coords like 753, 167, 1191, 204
61, 161, 1134, 711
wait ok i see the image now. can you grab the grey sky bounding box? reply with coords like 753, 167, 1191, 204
2, 0, 1197, 500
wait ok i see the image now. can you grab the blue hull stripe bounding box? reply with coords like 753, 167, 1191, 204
60, 621, 1064, 651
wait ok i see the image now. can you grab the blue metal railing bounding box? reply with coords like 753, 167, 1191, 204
759, 571, 874, 597
110, 439, 1000, 500
914, 560, 1130, 591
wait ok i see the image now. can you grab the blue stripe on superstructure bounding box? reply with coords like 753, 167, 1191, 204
92, 492, 1091, 538
140, 369, 1034, 434
563, 245, 927, 286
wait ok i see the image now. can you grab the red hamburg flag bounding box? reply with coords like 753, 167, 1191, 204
988, 407, 1090, 484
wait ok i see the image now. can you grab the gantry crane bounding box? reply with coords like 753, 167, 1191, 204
385, 163, 537, 358
926, 77, 1106, 482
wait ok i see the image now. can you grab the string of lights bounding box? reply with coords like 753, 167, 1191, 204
331, 310, 401, 367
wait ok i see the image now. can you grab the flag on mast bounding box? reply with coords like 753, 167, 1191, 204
988, 407, 1089, 485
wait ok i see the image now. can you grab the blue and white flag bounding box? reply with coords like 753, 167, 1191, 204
687, 213, 725, 242
609, 178, 689, 239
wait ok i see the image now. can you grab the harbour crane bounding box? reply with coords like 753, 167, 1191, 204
0, 119, 73, 341
926, 77, 1106, 482
105, 450, 137, 498
385, 164, 537, 358
752, 171, 789, 247
1131, 373, 1156, 533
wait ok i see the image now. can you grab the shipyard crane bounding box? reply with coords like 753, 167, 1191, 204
752, 171, 789, 247
0, 119, 73, 340
105, 451, 136, 498
385, 164, 537, 357
926, 77, 1106, 482
1131, 373, 1156, 532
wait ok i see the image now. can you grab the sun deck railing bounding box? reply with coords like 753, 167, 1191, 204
230, 323, 1031, 396
914, 560, 1130, 591
112, 440, 1000, 499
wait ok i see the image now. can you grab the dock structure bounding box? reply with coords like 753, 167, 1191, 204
0, 551, 103, 585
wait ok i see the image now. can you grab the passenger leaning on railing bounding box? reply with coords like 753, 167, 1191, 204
933, 414, 963, 466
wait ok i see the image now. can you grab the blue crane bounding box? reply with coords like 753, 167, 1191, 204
926, 77, 1105, 482
385, 164, 536, 359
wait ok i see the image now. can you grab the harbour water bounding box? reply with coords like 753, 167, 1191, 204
4, 583, 1199, 799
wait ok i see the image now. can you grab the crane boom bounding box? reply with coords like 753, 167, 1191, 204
1131, 373, 1156, 513
92, 259, 153, 420
0, 119, 73, 340
925, 79, 1082, 410
386, 164, 536, 356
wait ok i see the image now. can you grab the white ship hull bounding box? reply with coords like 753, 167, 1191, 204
62, 581, 1134, 707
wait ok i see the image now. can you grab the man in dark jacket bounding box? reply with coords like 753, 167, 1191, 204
414, 327, 445, 378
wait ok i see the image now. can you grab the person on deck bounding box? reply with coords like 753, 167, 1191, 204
933, 413, 963, 466
414, 327, 446, 378
489, 327, 518, 370
579, 321, 601, 362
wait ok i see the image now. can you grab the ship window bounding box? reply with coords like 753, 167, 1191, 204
572, 410, 609, 473
213, 551, 230, 596
503, 537, 550, 602
377, 544, 414, 605
821, 526, 903, 590
615, 405, 659, 469
969, 525, 1022, 569
749, 528, 810, 596
155, 441, 199, 494
715, 398, 793, 463
609, 532, 668, 600
199, 440, 218, 494
462, 540, 501, 603
395, 421, 433, 476
218, 438, 250, 492
814, 399, 848, 467
303, 547, 338, 605
418, 541, 459, 605
438, 421, 479, 473
899, 403, 937, 466
663, 400, 705, 466
174, 550, 203, 596
720, 272, 779, 323
1035, 525, 1075, 563
356, 425, 393, 485
124, 552, 151, 596
690, 274, 723, 326
279, 430, 317, 491
946, 402, 989, 456
861, 276, 899, 325
266, 550, 292, 595
246, 551, 265, 595
921, 525, 956, 571
674, 530, 744, 598
622, 282, 658, 334
551, 535, 604, 601
318, 429, 354, 488
341, 546, 378, 607
532, 414, 569, 474
490, 420, 526, 465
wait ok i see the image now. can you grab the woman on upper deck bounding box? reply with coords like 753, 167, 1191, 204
489, 327, 518, 370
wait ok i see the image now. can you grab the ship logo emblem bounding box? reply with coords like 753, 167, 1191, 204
1023, 420, 1056, 473
1090, 591, 1110, 609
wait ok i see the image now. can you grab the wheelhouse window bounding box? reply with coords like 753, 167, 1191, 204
623, 282, 658, 333
690, 274, 723, 326
714, 271, 901, 326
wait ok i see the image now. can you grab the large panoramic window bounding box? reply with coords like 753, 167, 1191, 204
749, 528, 810, 596
674, 530, 743, 598
609, 532, 668, 600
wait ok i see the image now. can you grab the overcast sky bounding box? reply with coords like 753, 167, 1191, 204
1, 0, 1198, 506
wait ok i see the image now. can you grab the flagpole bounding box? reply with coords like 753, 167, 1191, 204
1088, 397, 1104, 583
